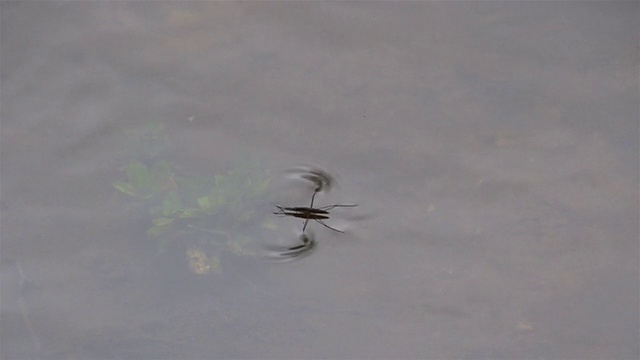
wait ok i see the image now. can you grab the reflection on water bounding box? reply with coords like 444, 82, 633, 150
284, 164, 336, 193
266, 231, 317, 261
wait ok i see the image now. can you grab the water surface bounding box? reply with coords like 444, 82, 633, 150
1, 2, 638, 359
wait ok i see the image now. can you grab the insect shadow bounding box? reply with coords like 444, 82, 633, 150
273, 188, 357, 234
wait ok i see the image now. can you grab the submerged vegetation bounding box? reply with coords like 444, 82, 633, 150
113, 122, 274, 274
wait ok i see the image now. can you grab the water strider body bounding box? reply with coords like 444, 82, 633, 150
273, 187, 357, 233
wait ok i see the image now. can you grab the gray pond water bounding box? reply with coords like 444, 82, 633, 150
1, 2, 638, 359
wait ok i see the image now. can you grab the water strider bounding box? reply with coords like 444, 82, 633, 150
273, 186, 357, 234
269, 165, 359, 258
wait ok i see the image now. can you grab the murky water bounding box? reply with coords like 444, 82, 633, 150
2, 2, 638, 359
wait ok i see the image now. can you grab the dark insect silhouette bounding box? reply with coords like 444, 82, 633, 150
274, 188, 356, 233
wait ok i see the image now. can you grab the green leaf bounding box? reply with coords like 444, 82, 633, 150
214, 174, 225, 188
209, 189, 226, 208
148, 225, 167, 237
149, 161, 174, 191
179, 208, 202, 218
113, 181, 136, 196
126, 161, 150, 190
197, 196, 211, 211
152, 217, 174, 226
162, 191, 182, 217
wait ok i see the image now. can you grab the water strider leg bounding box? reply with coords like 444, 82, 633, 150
317, 204, 358, 211
302, 188, 320, 232
314, 218, 344, 233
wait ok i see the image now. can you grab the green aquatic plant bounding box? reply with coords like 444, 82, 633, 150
113, 123, 273, 274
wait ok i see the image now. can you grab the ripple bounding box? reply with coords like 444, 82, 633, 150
265, 232, 316, 261
283, 165, 335, 194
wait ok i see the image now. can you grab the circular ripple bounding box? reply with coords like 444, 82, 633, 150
284, 165, 335, 194
266, 231, 316, 261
